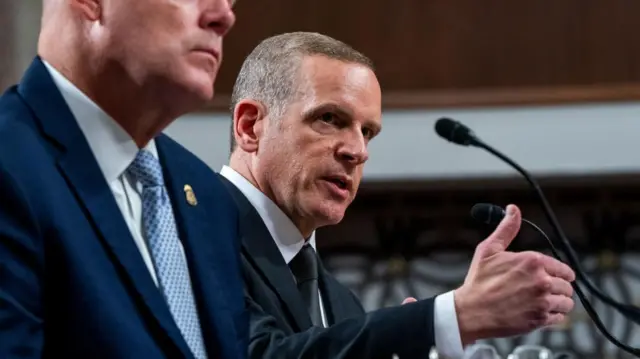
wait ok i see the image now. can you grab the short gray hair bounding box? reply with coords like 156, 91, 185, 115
229, 31, 374, 153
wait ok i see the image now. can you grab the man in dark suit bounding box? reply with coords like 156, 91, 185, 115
220, 32, 577, 359
0, 0, 247, 358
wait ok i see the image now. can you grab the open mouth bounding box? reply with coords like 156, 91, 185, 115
325, 177, 348, 190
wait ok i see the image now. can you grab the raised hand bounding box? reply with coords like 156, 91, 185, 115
453, 204, 575, 344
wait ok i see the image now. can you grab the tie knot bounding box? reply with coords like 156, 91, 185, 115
289, 243, 318, 283
128, 150, 164, 188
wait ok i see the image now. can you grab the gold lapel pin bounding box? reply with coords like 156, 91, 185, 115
184, 184, 198, 206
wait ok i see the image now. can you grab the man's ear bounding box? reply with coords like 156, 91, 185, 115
232, 99, 267, 153
70, 0, 101, 21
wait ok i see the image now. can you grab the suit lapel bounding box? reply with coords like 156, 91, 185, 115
219, 177, 313, 331
156, 136, 236, 358
17, 58, 193, 358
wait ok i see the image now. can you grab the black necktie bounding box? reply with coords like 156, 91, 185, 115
289, 243, 323, 327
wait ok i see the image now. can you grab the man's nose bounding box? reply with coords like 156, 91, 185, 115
200, 0, 236, 36
336, 134, 368, 165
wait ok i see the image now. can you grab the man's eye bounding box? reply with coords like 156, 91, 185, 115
319, 112, 337, 123
362, 127, 373, 139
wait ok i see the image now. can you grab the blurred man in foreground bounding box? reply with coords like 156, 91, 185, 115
220, 31, 576, 359
0, 0, 247, 358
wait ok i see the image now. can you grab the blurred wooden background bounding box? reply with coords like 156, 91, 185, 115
208, 0, 640, 110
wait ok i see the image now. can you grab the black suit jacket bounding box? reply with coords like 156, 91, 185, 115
220, 176, 437, 359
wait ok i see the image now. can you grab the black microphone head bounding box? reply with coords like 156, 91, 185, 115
434, 118, 477, 146
470, 203, 506, 225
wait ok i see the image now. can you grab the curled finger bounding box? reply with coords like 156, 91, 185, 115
548, 294, 575, 314
550, 276, 574, 298
542, 256, 575, 282
544, 312, 567, 327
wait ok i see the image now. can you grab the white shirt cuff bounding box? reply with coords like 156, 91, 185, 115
434, 290, 465, 359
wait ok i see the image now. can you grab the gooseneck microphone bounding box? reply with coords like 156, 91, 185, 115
435, 117, 640, 319
470, 203, 640, 357
433, 119, 480, 147
434, 117, 640, 356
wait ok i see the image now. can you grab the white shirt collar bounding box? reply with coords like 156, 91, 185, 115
43, 60, 158, 183
220, 165, 317, 264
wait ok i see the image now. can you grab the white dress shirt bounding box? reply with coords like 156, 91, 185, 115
43, 61, 188, 287
220, 165, 329, 327
220, 165, 465, 358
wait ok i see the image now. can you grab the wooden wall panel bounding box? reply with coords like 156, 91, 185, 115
207, 0, 640, 110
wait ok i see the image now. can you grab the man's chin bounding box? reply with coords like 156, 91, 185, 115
312, 206, 347, 227
189, 79, 215, 103
167, 84, 213, 114
178, 69, 216, 103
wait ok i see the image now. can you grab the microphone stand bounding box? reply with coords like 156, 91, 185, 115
434, 118, 640, 356
471, 137, 640, 323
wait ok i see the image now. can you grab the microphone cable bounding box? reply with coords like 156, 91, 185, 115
435, 118, 640, 357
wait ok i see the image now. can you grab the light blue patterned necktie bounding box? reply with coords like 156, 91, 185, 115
128, 149, 207, 359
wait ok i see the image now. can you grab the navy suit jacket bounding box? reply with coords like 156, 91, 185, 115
0, 58, 248, 358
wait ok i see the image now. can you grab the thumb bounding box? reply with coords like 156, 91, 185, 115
481, 204, 521, 255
